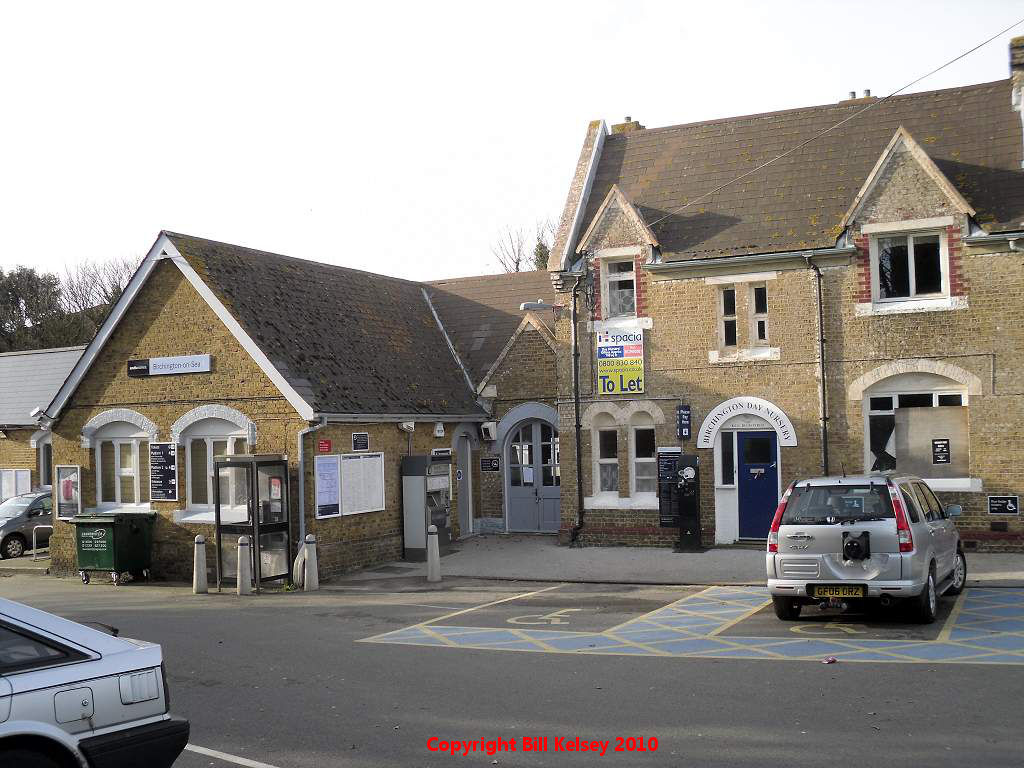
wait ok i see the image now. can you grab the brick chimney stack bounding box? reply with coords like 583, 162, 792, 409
1011, 35, 1024, 80
611, 116, 645, 134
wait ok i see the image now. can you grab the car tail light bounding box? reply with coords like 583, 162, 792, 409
161, 661, 171, 712
767, 483, 794, 553
887, 481, 914, 553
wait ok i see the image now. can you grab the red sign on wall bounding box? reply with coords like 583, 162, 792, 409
317, 439, 332, 453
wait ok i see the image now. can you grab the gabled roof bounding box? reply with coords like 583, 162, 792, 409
0, 346, 84, 426
45, 232, 488, 422
426, 270, 560, 385
840, 126, 975, 227
572, 79, 1024, 262
576, 184, 659, 253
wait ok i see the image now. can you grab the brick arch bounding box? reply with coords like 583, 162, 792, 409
847, 359, 983, 401
581, 402, 622, 428
621, 400, 666, 425
170, 404, 257, 444
80, 408, 159, 448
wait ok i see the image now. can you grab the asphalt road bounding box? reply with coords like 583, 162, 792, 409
2, 573, 1022, 767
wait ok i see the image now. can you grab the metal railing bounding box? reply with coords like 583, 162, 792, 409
32, 525, 53, 560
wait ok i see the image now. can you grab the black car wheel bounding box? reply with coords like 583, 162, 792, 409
772, 596, 801, 620
947, 550, 967, 596
0, 748, 64, 768
1, 534, 26, 559
914, 567, 938, 624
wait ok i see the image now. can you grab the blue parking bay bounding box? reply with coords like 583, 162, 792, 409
361, 586, 1024, 666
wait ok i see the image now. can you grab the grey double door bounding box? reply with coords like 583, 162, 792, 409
507, 421, 560, 532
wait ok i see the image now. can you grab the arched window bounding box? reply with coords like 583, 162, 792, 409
864, 372, 968, 477
182, 418, 249, 521
94, 421, 151, 510
629, 412, 657, 495
592, 412, 619, 495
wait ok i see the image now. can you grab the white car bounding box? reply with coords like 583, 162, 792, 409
0, 598, 188, 768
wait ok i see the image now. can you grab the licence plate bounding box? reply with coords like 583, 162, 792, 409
812, 585, 865, 598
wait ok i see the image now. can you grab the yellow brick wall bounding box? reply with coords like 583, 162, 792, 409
0, 428, 38, 489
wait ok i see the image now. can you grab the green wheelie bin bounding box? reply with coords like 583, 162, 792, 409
71, 514, 156, 585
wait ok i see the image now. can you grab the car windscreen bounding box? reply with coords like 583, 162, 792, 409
782, 484, 894, 525
0, 496, 32, 519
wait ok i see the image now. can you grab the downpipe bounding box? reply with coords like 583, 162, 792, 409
568, 275, 586, 547
294, 416, 327, 583
804, 255, 830, 476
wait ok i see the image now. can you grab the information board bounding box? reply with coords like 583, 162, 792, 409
480, 456, 500, 472
988, 496, 1019, 515
931, 438, 951, 465
314, 455, 341, 518
149, 443, 178, 501
55, 465, 81, 519
657, 449, 682, 528
352, 432, 370, 452
340, 452, 385, 515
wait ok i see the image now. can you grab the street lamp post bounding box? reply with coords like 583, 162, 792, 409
520, 272, 586, 547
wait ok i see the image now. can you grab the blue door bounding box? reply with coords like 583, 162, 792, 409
737, 431, 779, 539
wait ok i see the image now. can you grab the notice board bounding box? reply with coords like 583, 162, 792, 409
340, 453, 385, 515
149, 443, 178, 501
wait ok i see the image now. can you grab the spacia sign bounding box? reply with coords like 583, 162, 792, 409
596, 329, 644, 395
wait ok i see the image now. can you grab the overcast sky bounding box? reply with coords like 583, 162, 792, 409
2, 1, 1022, 281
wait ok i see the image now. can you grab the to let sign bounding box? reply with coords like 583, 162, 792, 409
596, 329, 644, 395
317, 439, 332, 453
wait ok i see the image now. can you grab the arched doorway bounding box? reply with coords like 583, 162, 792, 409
506, 420, 560, 532
697, 397, 796, 542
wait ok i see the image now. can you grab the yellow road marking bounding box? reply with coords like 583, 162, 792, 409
604, 586, 716, 632
707, 598, 771, 637
937, 590, 968, 642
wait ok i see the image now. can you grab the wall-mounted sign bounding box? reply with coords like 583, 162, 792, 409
696, 397, 797, 448
352, 433, 369, 452
931, 438, 951, 465
55, 465, 81, 519
127, 354, 211, 378
149, 443, 178, 501
677, 403, 691, 441
431, 448, 452, 458
988, 496, 1019, 515
317, 439, 332, 453
314, 454, 341, 518
596, 329, 644, 395
480, 456, 500, 472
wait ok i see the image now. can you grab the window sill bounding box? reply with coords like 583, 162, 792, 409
708, 347, 780, 364
855, 296, 967, 317
589, 316, 653, 332
173, 508, 249, 524
584, 493, 659, 510
921, 477, 983, 493
86, 505, 153, 515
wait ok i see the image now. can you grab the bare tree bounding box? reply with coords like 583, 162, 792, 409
60, 256, 138, 338
491, 227, 528, 273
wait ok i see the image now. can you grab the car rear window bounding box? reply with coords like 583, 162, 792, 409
782, 484, 894, 525
0, 623, 74, 673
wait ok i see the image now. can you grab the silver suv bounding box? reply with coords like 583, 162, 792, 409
766, 474, 967, 624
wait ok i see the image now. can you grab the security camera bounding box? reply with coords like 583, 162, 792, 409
398, 422, 415, 433
480, 422, 497, 441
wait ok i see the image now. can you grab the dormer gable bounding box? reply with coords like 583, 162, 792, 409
576, 184, 659, 255
842, 126, 975, 230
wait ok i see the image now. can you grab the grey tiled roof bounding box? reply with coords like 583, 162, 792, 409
426, 271, 559, 383
166, 233, 486, 417
0, 346, 84, 426
581, 80, 1024, 261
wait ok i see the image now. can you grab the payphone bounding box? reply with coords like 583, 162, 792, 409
401, 454, 453, 561
657, 449, 702, 552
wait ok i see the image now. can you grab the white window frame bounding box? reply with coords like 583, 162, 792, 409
601, 259, 637, 319
594, 427, 619, 495
629, 425, 657, 496
183, 434, 248, 519
749, 283, 768, 346
862, 388, 967, 474
719, 286, 737, 348
716, 431, 737, 487
869, 230, 950, 304
95, 438, 149, 510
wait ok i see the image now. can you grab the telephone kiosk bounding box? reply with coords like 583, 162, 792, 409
657, 449, 702, 552
401, 454, 453, 561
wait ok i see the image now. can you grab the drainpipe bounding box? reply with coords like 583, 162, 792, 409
569, 274, 586, 546
804, 255, 830, 475
296, 416, 327, 547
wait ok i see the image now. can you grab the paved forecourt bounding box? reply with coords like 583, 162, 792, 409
361, 584, 1024, 665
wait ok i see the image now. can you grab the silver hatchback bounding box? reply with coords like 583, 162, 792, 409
766, 474, 967, 624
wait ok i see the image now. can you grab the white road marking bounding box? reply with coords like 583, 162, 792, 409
184, 744, 283, 768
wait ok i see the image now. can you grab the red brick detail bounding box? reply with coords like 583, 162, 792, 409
634, 255, 649, 318
590, 257, 602, 320
853, 236, 872, 303
945, 225, 967, 297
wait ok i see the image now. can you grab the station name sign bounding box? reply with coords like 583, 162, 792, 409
127, 354, 211, 378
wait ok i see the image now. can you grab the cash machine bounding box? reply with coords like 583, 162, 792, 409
401, 454, 453, 561
657, 448, 702, 552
